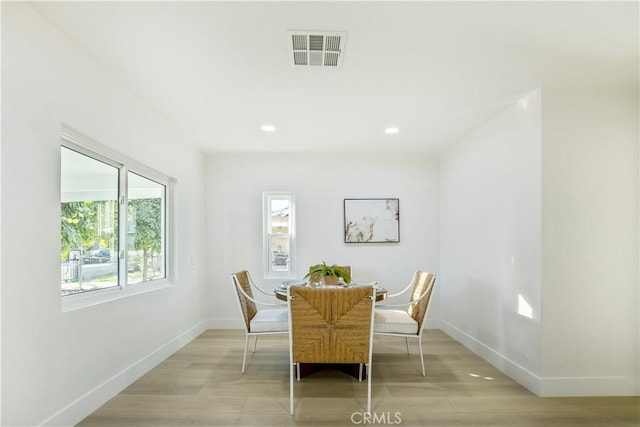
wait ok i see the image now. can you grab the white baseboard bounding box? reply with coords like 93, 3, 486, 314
440, 320, 542, 395
440, 320, 639, 397
40, 321, 207, 427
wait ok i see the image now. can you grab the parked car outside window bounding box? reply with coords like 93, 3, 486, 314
84, 249, 111, 264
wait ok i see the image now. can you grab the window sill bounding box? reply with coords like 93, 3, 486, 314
62, 279, 172, 312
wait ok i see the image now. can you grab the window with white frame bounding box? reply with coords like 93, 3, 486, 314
60, 127, 174, 303
263, 192, 295, 279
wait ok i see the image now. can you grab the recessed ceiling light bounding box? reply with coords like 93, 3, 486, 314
261, 125, 276, 132
385, 127, 399, 134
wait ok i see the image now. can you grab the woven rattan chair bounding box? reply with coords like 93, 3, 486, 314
231, 270, 288, 373
373, 270, 436, 376
287, 285, 375, 415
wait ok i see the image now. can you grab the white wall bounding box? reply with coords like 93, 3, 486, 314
1, 3, 207, 425
540, 84, 639, 396
204, 151, 440, 327
439, 90, 543, 392
439, 83, 639, 397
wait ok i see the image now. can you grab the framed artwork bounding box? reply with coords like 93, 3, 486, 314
344, 198, 400, 243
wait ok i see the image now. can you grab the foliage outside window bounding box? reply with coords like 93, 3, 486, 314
127, 172, 166, 285
263, 192, 296, 279
60, 130, 172, 301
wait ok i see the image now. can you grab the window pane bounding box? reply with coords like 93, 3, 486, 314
127, 172, 165, 284
60, 147, 119, 295
269, 234, 290, 272
270, 199, 290, 233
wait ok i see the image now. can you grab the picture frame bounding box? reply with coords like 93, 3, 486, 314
344, 198, 400, 243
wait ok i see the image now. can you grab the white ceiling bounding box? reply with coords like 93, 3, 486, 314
31, 1, 638, 154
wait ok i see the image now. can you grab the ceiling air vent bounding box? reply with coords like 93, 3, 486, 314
288, 31, 347, 68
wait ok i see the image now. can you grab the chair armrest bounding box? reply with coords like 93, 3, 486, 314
385, 290, 409, 299
385, 271, 420, 298
253, 285, 275, 297
235, 282, 283, 307
247, 271, 276, 297
379, 280, 435, 308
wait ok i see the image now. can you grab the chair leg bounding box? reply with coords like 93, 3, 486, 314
405, 337, 410, 354
253, 335, 259, 353
359, 363, 363, 382
290, 362, 295, 415
296, 363, 301, 381
242, 334, 250, 373
418, 337, 425, 376
366, 363, 371, 414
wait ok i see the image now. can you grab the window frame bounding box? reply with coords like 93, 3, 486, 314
60, 125, 176, 312
263, 192, 296, 280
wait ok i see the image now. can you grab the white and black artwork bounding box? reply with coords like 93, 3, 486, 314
344, 198, 400, 243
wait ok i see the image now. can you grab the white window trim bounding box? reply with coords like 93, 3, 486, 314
263, 192, 296, 279
60, 125, 177, 312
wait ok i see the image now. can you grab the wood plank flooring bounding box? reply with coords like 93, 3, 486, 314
78, 329, 639, 426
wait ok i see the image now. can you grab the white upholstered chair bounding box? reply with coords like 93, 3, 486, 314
231, 270, 288, 373
373, 270, 437, 376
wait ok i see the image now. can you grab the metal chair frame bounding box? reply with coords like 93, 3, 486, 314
374, 271, 436, 376
231, 271, 288, 373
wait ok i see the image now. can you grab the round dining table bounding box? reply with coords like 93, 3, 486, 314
274, 282, 387, 302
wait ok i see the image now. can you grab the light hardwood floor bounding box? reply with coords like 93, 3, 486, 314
78, 329, 639, 426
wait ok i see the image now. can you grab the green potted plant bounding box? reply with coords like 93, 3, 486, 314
304, 262, 351, 285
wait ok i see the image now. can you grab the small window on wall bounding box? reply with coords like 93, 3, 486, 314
263, 192, 295, 279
